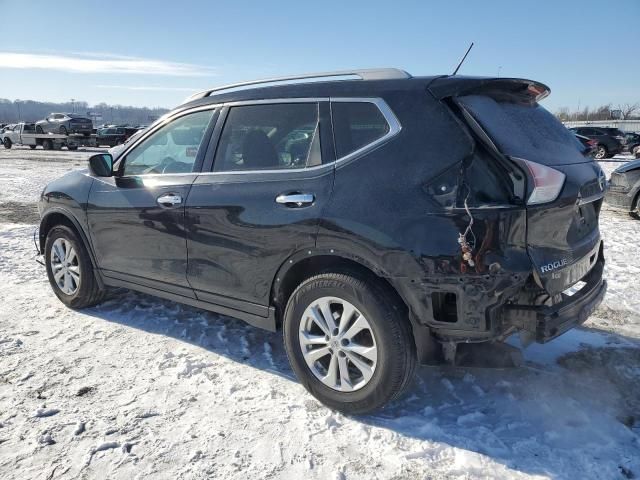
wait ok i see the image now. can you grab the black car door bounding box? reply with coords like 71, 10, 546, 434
185, 101, 334, 318
87, 107, 218, 296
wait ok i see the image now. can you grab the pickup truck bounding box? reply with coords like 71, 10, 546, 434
1, 122, 80, 150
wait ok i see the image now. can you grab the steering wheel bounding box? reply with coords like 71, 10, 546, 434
156, 156, 177, 174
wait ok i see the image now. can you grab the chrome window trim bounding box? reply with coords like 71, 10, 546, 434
119, 97, 401, 178
329, 97, 402, 167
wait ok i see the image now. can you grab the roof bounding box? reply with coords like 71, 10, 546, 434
176, 68, 547, 111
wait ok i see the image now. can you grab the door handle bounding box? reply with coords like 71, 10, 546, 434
157, 193, 183, 208
275, 193, 315, 207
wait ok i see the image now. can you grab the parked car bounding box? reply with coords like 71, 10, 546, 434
96, 127, 140, 147
35, 113, 93, 136
569, 127, 623, 159
605, 159, 640, 219
574, 133, 598, 156
621, 132, 640, 154
38, 69, 607, 413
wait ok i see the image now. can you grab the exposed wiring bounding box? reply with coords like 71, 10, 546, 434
458, 185, 476, 268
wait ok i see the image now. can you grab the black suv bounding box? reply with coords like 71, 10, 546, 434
569, 126, 624, 159
38, 69, 607, 413
96, 126, 140, 147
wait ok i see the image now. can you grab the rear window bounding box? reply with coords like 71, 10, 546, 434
331, 102, 390, 158
459, 95, 588, 165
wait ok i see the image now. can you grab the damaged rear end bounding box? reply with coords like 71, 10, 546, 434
433, 77, 607, 344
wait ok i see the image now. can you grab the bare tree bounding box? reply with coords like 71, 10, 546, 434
617, 102, 640, 120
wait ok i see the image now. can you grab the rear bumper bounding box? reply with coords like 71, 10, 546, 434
503, 256, 606, 343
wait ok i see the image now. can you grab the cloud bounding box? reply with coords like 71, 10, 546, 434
95, 84, 201, 92
0, 52, 216, 77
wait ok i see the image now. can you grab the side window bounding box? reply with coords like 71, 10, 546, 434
331, 101, 390, 158
213, 103, 319, 172
123, 109, 214, 176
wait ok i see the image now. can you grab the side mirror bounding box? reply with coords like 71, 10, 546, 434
88, 153, 113, 177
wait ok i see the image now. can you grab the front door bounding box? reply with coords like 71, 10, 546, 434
186, 102, 334, 316
87, 108, 217, 296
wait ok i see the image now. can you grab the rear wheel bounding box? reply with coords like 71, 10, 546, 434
594, 145, 608, 159
59, 126, 67, 135
3, 138, 11, 149
45, 225, 106, 308
67, 145, 78, 151
633, 145, 640, 159
29, 145, 37, 150
283, 272, 416, 414
42, 139, 53, 150
36, 125, 44, 134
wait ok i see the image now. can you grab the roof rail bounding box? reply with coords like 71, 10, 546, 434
183, 68, 411, 103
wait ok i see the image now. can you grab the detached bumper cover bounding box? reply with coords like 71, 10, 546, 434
503, 258, 606, 343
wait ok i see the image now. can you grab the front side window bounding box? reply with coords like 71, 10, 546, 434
331, 101, 390, 158
214, 103, 319, 172
122, 109, 214, 176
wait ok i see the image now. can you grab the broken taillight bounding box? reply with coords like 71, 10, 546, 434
511, 158, 566, 205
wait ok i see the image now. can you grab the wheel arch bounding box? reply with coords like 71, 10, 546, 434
270, 250, 439, 363
39, 209, 103, 287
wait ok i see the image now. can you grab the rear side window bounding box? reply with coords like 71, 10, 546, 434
214, 103, 320, 172
331, 101, 390, 158
459, 95, 588, 165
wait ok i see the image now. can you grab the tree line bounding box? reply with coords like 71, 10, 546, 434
0, 98, 169, 126
555, 102, 640, 122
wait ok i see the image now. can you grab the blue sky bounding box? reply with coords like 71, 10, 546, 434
0, 0, 638, 112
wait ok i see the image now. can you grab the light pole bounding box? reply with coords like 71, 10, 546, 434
15, 100, 21, 121
70, 98, 75, 113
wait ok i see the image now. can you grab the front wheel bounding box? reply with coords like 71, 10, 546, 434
3, 138, 11, 149
45, 225, 106, 308
283, 272, 416, 414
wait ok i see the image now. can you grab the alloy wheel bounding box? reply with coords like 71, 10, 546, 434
595, 146, 607, 159
298, 296, 377, 392
50, 238, 80, 295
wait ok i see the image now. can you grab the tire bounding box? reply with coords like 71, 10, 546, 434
633, 146, 640, 159
594, 145, 608, 160
67, 145, 78, 151
29, 145, 37, 150
36, 125, 44, 134
283, 272, 416, 414
630, 194, 640, 220
43, 139, 53, 151
45, 225, 106, 309
3, 138, 11, 149
59, 126, 67, 135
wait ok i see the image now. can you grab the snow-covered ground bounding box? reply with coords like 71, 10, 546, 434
0, 147, 638, 480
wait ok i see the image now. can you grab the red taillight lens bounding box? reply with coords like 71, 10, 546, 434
511, 158, 566, 205
587, 140, 597, 147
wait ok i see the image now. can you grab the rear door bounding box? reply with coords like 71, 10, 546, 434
185, 101, 334, 317
457, 93, 605, 295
